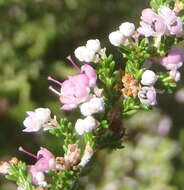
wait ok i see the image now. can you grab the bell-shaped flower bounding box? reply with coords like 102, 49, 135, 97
138, 86, 157, 105
138, 8, 166, 37
80, 96, 105, 116
158, 6, 183, 35
119, 22, 135, 37
28, 166, 46, 185
75, 39, 101, 63
159, 47, 184, 70
86, 39, 101, 53
48, 63, 97, 111
34, 147, 56, 172
81, 64, 97, 87
23, 108, 51, 132
109, 30, 125, 46
141, 70, 157, 86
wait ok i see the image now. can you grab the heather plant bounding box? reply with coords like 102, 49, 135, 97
1, 0, 184, 189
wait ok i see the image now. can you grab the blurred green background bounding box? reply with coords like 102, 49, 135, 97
0, 0, 184, 189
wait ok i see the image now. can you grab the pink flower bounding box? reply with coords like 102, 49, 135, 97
19, 147, 55, 185
138, 8, 166, 37
81, 64, 97, 87
34, 147, 56, 172
138, 86, 157, 105
28, 166, 45, 185
48, 58, 97, 110
23, 108, 51, 132
159, 48, 184, 70
158, 6, 183, 35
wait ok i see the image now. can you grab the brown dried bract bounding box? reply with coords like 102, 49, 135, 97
121, 73, 140, 98
65, 144, 81, 167
56, 157, 67, 170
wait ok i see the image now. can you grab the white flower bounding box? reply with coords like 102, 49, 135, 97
74, 46, 96, 63
109, 30, 125, 46
34, 108, 51, 123
80, 97, 105, 116
75, 116, 98, 135
35, 171, 45, 183
23, 108, 51, 132
86, 39, 101, 53
141, 70, 157, 86
74, 46, 86, 62
74, 39, 101, 63
82, 48, 96, 62
119, 22, 135, 37
170, 70, 181, 82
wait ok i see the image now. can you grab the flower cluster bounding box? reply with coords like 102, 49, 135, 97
1, 1, 184, 190
138, 6, 183, 37
109, 22, 136, 46
74, 39, 101, 63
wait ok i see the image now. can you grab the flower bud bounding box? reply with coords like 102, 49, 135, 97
109, 30, 125, 46
86, 39, 101, 53
80, 97, 105, 116
119, 22, 135, 37
141, 70, 157, 86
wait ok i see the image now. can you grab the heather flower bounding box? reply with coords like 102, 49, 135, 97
48, 63, 97, 110
81, 64, 97, 87
141, 70, 157, 86
23, 108, 51, 132
137, 8, 166, 37
109, 30, 125, 46
159, 47, 184, 70
19, 147, 55, 172
0, 161, 10, 174
119, 22, 135, 37
75, 39, 101, 63
138, 86, 157, 105
80, 96, 105, 116
65, 144, 81, 167
158, 6, 183, 35
19, 147, 55, 185
86, 39, 101, 53
35, 147, 56, 171
75, 116, 98, 135
74, 46, 88, 62
75, 46, 96, 63
29, 166, 46, 185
